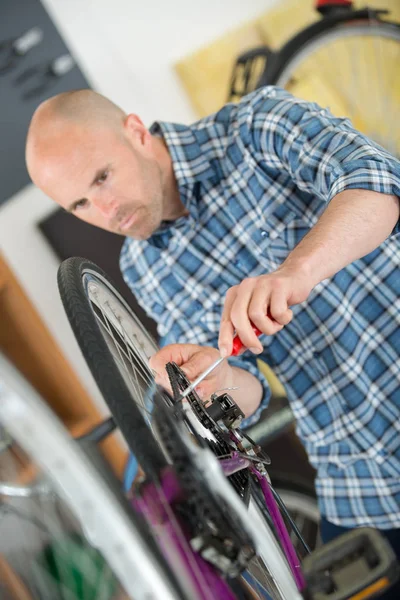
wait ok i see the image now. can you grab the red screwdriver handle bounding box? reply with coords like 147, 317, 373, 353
231, 324, 262, 356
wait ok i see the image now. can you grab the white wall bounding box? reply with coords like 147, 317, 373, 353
0, 0, 275, 408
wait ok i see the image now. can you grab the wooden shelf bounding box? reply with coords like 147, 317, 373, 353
0, 253, 127, 480
1, 416, 127, 493
68, 416, 103, 438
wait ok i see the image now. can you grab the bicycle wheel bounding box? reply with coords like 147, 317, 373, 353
0, 353, 184, 600
58, 258, 303, 599
57, 259, 245, 598
261, 13, 400, 156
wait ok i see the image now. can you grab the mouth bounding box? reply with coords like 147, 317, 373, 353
118, 212, 137, 231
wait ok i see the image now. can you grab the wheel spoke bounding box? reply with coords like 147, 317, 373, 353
93, 307, 153, 420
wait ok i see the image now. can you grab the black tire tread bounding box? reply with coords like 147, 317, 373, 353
57, 257, 166, 476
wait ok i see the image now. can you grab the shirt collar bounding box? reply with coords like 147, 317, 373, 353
150, 121, 217, 187
148, 121, 218, 240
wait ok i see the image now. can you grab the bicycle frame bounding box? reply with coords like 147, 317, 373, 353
6, 320, 396, 599
132, 463, 304, 600
131, 414, 305, 600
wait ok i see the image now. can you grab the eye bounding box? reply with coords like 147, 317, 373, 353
96, 170, 109, 185
73, 198, 88, 212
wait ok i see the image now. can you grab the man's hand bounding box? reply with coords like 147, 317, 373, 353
149, 343, 234, 400
218, 263, 313, 356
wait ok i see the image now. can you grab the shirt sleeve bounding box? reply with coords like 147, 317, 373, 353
227, 354, 271, 429
248, 88, 400, 233
160, 321, 271, 429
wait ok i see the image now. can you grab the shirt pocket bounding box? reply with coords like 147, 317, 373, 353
252, 205, 304, 268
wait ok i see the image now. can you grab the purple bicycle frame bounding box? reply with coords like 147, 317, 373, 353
133, 467, 238, 600
133, 451, 305, 599
220, 451, 305, 590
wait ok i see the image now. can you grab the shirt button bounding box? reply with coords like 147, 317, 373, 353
260, 230, 268, 238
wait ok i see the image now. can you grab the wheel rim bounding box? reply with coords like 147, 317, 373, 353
82, 269, 169, 429
275, 24, 400, 157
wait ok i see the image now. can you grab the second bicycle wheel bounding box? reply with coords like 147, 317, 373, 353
261, 15, 400, 157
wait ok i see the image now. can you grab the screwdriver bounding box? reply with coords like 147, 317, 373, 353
179, 324, 262, 400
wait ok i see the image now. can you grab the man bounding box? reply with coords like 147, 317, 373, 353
26, 88, 400, 589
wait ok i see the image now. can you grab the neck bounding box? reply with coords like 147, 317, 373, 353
152, 136, 189, 221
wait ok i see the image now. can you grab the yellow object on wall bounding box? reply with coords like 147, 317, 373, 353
175, 21, 265, 120
257, 359, 287, 399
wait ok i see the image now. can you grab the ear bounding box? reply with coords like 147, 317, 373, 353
124, 113, 150, 146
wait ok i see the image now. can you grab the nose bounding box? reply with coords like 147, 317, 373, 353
91, 194, 119, 219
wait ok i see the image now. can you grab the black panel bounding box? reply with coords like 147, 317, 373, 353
39, 209, 159, 340
0, 0, 90, 205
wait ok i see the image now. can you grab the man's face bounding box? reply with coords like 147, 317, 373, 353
37, 124, 165, 240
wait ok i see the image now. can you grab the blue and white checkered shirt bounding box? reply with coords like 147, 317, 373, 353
120, 87, 400, 529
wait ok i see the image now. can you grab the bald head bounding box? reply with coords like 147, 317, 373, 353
26, 89, 126, 184
23, 89, 177, 240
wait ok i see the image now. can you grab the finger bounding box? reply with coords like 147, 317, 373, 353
150, 365, 172, 392
194, 386, 206, 400
149, 344, 196, 391
180, 351, 218, 381
248, 285, 284, 337
149, 347, 174, 373
149, 343, 197, 372
196, 380, 216, 401
150, 364, 173, 394
230, 278, 263, 351
218, 286, 237, 357
270, 286, 293, 325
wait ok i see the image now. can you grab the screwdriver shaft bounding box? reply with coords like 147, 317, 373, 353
179, 323, 263, 400
179, 355, 225, 399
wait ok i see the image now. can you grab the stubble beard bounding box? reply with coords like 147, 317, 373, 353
125, 191, 164, 240
126, 161, 166, 240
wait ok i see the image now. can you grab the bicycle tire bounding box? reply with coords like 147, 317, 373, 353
57, 256, 167, 477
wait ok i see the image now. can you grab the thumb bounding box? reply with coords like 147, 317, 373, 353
180, 357, 201, 380
180, 352, 214, 381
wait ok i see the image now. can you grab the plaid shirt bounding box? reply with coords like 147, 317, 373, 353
120, 87, 400, 529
